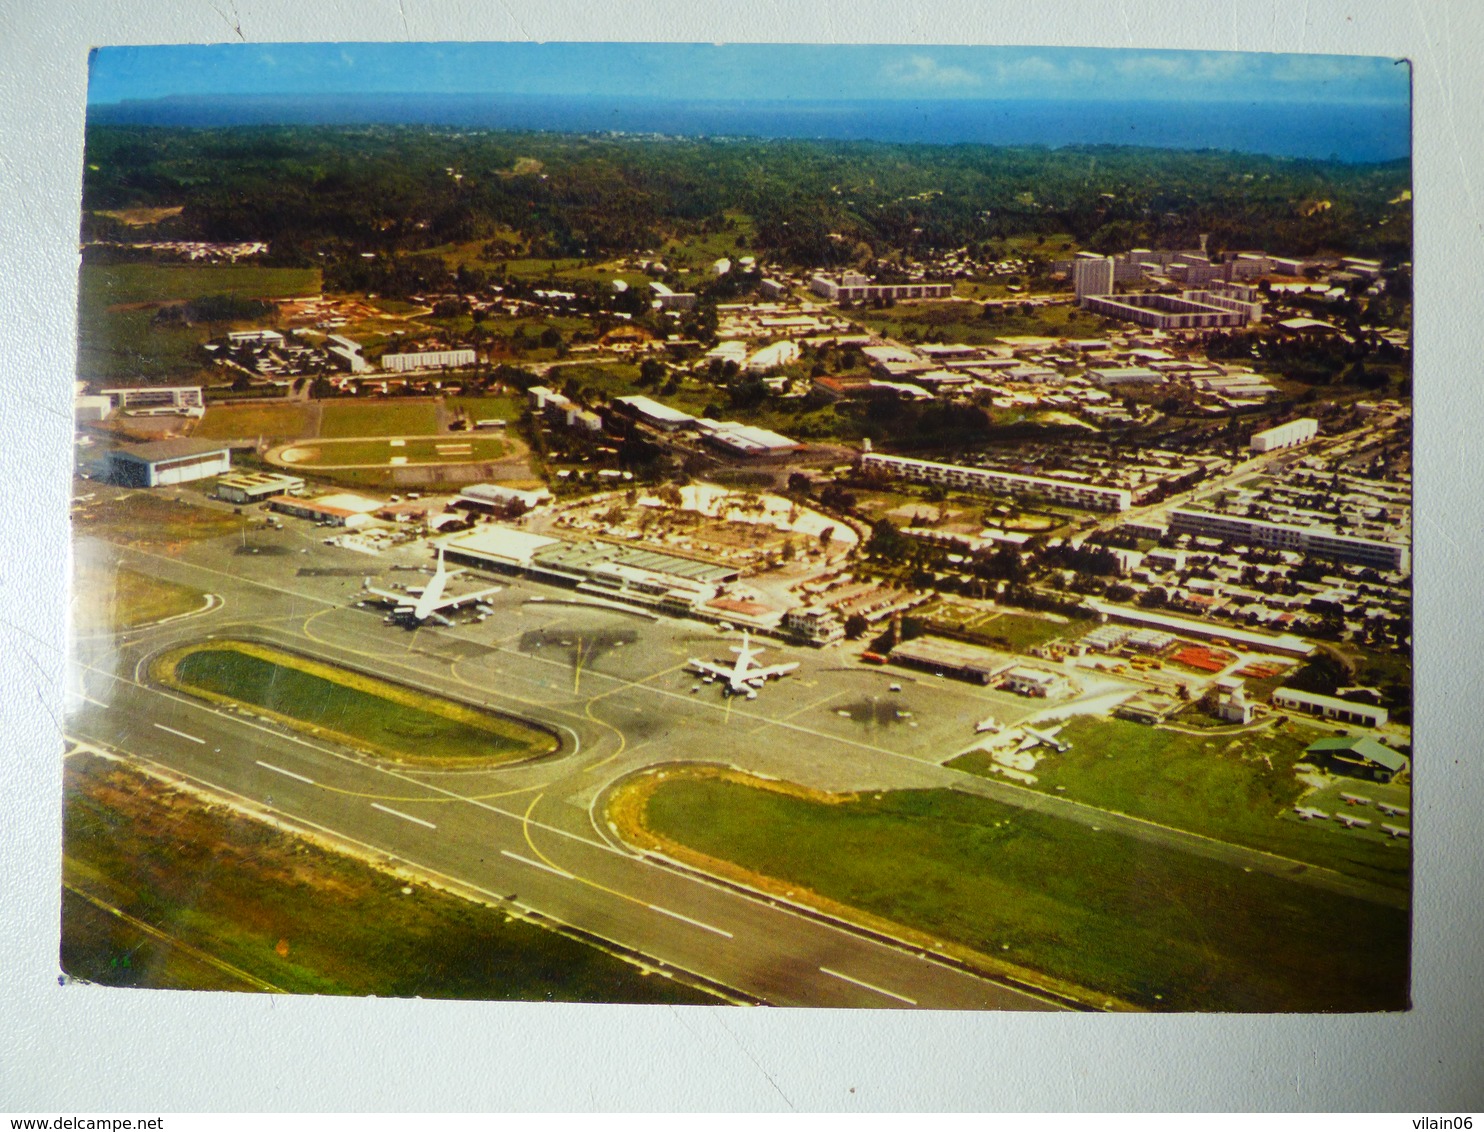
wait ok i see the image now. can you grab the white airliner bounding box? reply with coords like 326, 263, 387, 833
361, 549, 503, 627
689, 631, 799, 698
1014, 723, 1070, 754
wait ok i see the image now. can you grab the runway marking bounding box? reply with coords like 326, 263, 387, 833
819, 966, 918, 1006
370, 802, 437, 829
647, 904, 734, 939
75, 693, 110, 710
152, 723, 205, 745
501, 849, 574, 879
255, 760, 315, 786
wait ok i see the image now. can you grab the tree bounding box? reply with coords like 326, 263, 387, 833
844, 613, 869, 640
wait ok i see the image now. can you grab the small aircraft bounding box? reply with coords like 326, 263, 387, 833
688, 631, 799, 697
1294, 806, 1329, 821
1014, 723, 1070, 754
1380, 822, 1411, 839
975, 716, 1003, 734
361, 548, 503, 627
1339, 792, 1372, 807
1377, 802, 1410, 818
1335, 814, 1372, 830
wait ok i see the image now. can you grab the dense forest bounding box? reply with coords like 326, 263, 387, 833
81, 125, 1412, 272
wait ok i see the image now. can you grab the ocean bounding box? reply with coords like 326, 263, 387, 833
88, 93, 1410, 164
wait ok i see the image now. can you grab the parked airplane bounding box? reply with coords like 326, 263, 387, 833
1339, 792, 1372, 807
688, 631, 799, 697
1014, 723, 1070, 754
1335, 814, 1372, 830
1376, 802, 1410, 818
1380, 822, 1411, 839
1294, 806, 1329, 821
361, 549, 503, 627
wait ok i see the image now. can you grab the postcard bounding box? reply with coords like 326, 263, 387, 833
63, 41, 1412, 1015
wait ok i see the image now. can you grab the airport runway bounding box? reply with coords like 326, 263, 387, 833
65, 512, 1403, 1009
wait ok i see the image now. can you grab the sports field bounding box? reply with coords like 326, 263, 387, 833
279, 435, 506, 467
618, 767, 1409, 1012
318, 400, 440, 438
157, 640, 556, 767
192, 401, 317, 441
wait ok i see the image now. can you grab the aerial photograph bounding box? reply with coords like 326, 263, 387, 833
65, 42, 1413, 1012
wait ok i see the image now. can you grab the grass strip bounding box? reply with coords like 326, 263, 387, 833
948, 715, 1412, 891
62, 754, 719, 1003
154, 639, 557, 767
614, 765, 1409, 1012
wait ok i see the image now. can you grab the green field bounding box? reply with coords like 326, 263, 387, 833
76, 308, 212, 383
318, 399, 441, 438
447, 394, 523, 422
281, 435, 506, 467
948, 716, 1411, 890
636, 774, 1409, 1012
851, 300, 1119, 346
87, 566, 207, 631
164, 642, 556, 767
193, 401, 317, 441
76, 263, 321, 383
63, 755, 718, 1003
913, 604, 1090, 653
72, 493, 244, 548
79, 262, 321, 308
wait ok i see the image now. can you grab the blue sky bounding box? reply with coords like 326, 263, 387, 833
87, 42, 1410, 106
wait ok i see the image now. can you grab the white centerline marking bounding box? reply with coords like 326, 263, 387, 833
819, 967, 918, 1005
648, 904, 734, 939
75, 693, 110, 710
370, 802, 437, 830
501, 850, 574, 879
255, 761, 315, 786
152, 723, 205, 745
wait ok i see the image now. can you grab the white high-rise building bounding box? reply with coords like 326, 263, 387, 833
1072, 255, 1115, 301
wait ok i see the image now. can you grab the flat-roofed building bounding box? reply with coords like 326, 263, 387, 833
1250, 417, 1319, 452
783, 606, 846, 645
1082, 291, 1251, 329
99, 385, 204, 413
888, 636, 1010, 684
613, 395, 697, 432
268, 492, 382, 526
452, 482, 554, 514
810, 273, 953, 302
696, 419, 800, 459
1274, 687, 1389, 728
380, 348, 476, 372
215, 471, 305, 504
861, 452, 1132, 512
1168, 507, 1409, 572
227, 329, 284, 346
1000, 665, 1068, 698
107, 439, 231, 488
1072, 255, 1114, 299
